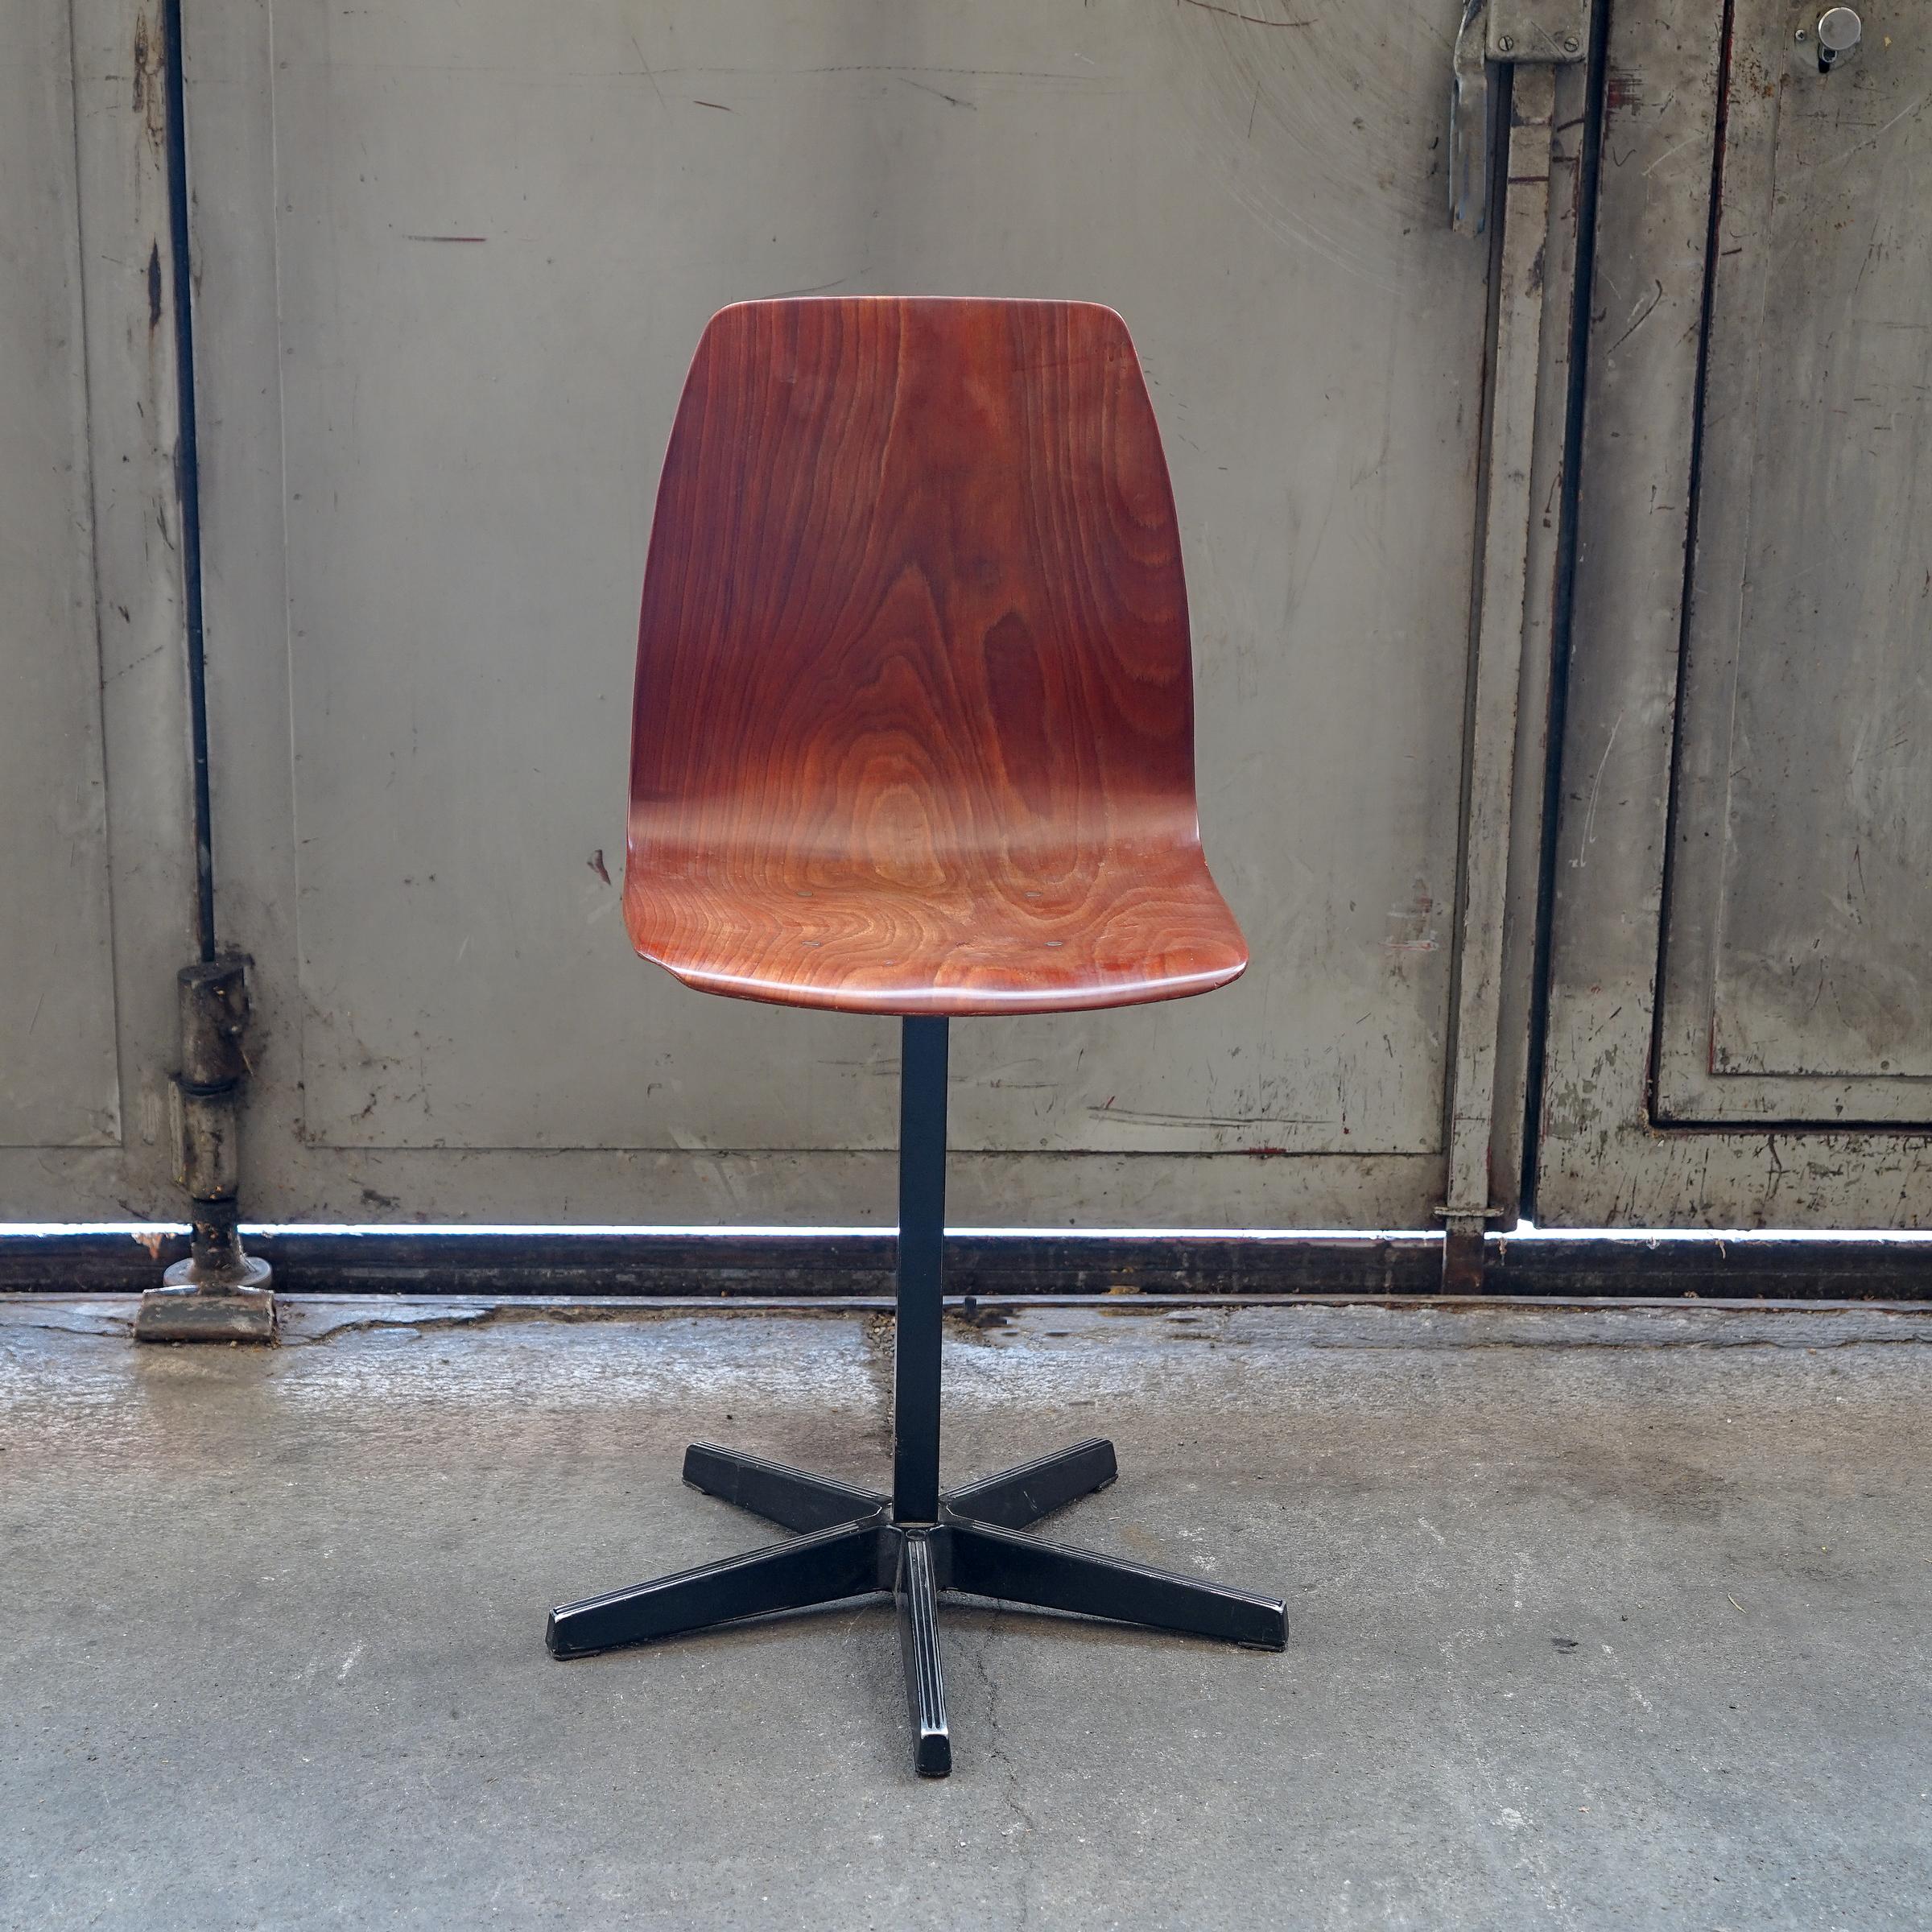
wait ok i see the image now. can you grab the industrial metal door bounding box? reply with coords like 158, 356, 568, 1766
1537, 0, 1932, 1224
1657, 0, 1930, 1124
0, 0, 200, 1221
184, 0, 1541, 1228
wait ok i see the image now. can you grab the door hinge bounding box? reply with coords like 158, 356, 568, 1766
1451, 0, 1590, 235
1486, 0, 1588, 63
134, 955, 276, 1343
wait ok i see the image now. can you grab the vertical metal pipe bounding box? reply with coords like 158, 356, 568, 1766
161, 0, 217, 964
1442, 63, 1557, 1286
892, 1016, 949, 1524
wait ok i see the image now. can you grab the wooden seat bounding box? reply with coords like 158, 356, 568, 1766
624, 296, 1246, 1015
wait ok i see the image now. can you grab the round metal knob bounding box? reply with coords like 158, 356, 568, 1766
1817, 6, 1862, 53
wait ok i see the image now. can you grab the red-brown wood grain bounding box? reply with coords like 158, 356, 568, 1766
624, 297, 1246, 1016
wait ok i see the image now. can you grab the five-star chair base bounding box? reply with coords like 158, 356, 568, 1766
547, 1435, 1288, 1778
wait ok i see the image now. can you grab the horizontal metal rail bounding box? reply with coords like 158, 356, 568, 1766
3, 1230, 1929, 1301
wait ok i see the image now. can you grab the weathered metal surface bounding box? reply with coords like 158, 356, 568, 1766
1444, 63, 1557, 1262
168, 1081, 239, 1199
167, 969, 250, 1207
1535, 0, 1932, 1225
1451, 2, 1591, 234
132, 1263, 277, 1341
186, 0, 1500, 1224
1450, 0, 1495, 235
1657, 0, 1932, 1119
13, 1226, 1932, 1302
148, 947, 276, 1334
175, 957, 252, 1091
1488, 60, 1592, 1221
0, 0, 120, 1151
1487, 0, 1590, 62
0, 0, 200, 1219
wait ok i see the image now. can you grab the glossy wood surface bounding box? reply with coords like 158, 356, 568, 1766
625, 297, 1246, 1015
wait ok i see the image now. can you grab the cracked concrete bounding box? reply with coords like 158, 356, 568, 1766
3, 1294, 1931, 1930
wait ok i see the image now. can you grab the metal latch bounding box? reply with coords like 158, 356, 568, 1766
167, 957, 250, 1199
1451, 0, 1589, 235
134, 954, 277, 1343
1798, 6, 1862, 72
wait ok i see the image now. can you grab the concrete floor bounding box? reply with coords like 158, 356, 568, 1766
3, 1294, 1930, 1931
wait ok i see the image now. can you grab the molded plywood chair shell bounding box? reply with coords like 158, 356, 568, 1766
559, 305, 1283, 1771
624, 296, 1246, 1016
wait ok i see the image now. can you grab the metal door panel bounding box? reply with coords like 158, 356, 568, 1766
190, 0, 1497, 1221
0, 0, 118, 1150
1655, 0, 1932, 1121
0, 0, 203, 1218
1535, 0, 1932, 1227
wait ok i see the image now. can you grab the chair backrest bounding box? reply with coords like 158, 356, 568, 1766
630, 298, 1203, 877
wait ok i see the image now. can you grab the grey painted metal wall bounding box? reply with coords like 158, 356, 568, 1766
1, 0, 118, 1151
0, 0, 200, 1220
184, 0, 1509, 1227
13, 0, 1927, 1238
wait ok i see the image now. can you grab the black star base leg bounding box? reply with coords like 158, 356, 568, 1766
896, 1529, 951, 1776
546, 1436, 1288, 1775
545, 1019, 1288, 1776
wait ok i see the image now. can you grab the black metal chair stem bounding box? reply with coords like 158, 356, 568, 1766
547, 1017, 1288, 1777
